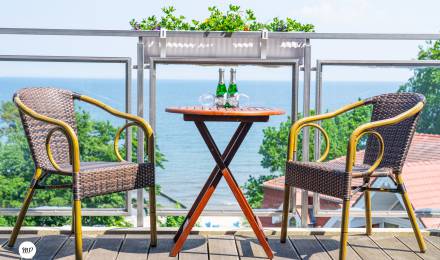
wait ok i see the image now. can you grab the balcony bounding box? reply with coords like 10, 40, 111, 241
1, 28, 440, 259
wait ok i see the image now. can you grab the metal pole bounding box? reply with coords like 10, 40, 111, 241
125, 58, 133, 216
136, 37, 145, 227
313, 60, 322, 218
301, 39, 312, 227
289, 63, 300, 215
149, 59, 157, 131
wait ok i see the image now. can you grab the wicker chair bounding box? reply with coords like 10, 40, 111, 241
280, 93, 427, 260
7, 88, 157, 260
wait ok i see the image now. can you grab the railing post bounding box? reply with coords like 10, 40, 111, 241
125, 58, 133, 216
301, 38, 312, 227
313, 60, 322, 218
136, 37, 145, 227
289, 62, 300, 217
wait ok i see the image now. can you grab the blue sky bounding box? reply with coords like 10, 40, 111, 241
1, 0, 440, 81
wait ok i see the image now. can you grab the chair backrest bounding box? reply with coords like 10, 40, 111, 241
363, 92, 425, 172
14, 88, 78, 170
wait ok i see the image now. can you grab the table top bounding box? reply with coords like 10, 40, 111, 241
165, 106, 285, 117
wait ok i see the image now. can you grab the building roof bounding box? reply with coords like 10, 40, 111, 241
263, 133, 440, 228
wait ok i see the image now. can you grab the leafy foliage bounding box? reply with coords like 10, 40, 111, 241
130, 5, 314, 32
399, 40, 440, 134
0, 101, 165, 227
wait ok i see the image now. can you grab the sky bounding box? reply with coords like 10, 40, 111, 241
1, 0, 440, 81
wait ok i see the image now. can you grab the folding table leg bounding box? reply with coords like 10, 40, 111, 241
173, 122, 251, 242
222, 168, 274, 259
193, 121, 273, 259
170, 122, 252, 256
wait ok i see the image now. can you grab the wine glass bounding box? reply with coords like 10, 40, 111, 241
237, 93, 250, 107
198, 93, 215, 107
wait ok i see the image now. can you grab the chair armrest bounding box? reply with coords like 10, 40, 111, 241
14, 96, 80, 173
345, 101, 425, 173
77, 95, 155, 163
287, 100, 366, 161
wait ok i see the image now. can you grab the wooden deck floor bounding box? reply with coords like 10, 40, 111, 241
1, 233, 440, 259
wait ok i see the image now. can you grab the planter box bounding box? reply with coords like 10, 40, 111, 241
143, 34, 305, 62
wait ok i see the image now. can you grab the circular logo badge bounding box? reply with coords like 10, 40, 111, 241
19, 241, 36, 259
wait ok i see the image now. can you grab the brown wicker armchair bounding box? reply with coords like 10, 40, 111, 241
280, 93, 427, 260
7, 88, 157, 260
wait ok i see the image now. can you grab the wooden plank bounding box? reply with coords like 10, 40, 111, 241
289, 236, 331, 260
425, 236, 440, 250
370, 235, 420, 260
87, 234, 124, 260
236, 236, 300, 260
0, 234, 41, 260
147, 235, 176, 260
208, 235, 239, 260
398, 236, 440, 260
348, 235, 390, 260
179, 235, 208, 260
53, 235, 94, 260
235, 235, 267, 260
116, 234, 148, 260
315, 235, 361, 260
268, 237, 301, 260
34, 235, 69, 260
0, 235, 9, 246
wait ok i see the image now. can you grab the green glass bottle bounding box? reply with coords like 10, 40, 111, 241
215, 68, 227, 107
227, 68, 238, 108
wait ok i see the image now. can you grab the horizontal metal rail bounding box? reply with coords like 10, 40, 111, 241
0, 208, 129, 216
0, 55, 130, 63
1, 28, 440, 40
149, 57, 300, 66
317, 59, 440, 67
155, 208, 440, 218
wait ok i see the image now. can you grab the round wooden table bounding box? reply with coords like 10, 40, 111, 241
166, 106, 285, 259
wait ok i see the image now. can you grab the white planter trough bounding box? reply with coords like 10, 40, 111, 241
143, 30, 305, 62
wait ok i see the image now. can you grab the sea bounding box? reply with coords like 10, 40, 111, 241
0, 78, 400, 209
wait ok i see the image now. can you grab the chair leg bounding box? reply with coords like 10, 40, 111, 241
364, 178, 372, 236
73, 199, 83, 260
364, 190, 372, 235
280, 184, 291, 243
339, 198, 351, 260
149, 186, 157, 247
396, 175, 426, 253
71, 200, 75, 234
8, 168, 42, 247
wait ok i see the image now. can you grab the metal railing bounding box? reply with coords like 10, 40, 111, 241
1, 28, 440, 228
0, 54, 133, 217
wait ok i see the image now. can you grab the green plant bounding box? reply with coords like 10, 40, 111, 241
130, 5, 314, 32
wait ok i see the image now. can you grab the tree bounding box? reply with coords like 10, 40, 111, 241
244, 106, 372, 208
0, 101, 165, 227
399, 40, 440, 134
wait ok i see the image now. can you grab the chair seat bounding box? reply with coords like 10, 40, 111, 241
46, 161, 154, 199
285, 161, 391, 199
